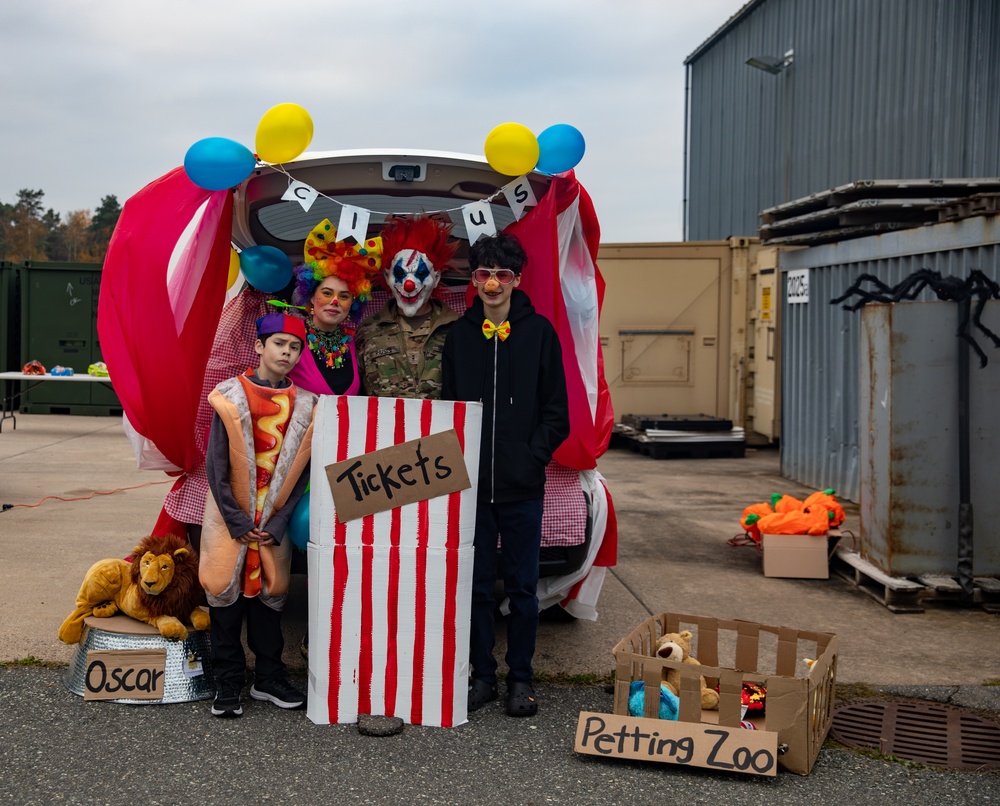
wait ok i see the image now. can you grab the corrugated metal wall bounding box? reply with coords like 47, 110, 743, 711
779, 215, 1000, 502
685, 0, 1000, 240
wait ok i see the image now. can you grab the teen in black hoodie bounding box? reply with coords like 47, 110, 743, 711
442, 232, 569, 718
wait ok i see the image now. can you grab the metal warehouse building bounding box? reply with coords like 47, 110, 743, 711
683, 0, 1000, 240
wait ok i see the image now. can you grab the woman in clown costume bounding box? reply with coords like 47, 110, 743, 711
287, 218, 383, 396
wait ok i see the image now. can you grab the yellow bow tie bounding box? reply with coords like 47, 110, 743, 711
482, 319, 511, 341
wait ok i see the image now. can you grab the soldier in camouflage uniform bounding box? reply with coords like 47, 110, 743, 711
356, 215, 460, 399
356, 299, 459, 398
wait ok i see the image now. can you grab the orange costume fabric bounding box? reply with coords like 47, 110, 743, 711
199, 375, 316, 609
237, 374, 296, 598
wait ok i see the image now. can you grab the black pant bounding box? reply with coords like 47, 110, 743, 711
470, 498, 544, 686
210, 595, 285, 686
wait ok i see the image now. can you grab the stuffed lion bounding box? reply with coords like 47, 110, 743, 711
58, 534, 210, 644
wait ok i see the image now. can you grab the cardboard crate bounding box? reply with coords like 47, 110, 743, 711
589, 612, 837, 776
306, 395, 482, 728
762, 531, 842, 579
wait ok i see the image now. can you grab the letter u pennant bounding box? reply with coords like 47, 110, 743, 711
307, 396, 483, 727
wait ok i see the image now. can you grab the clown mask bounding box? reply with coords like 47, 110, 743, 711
387, 249, 441, 317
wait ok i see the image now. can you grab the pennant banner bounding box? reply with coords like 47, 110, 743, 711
502, 176, 537, 221
461, 201, 497, 245
336, 204, 371, 245
282, 179, 319, 212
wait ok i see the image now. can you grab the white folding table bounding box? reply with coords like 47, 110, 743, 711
0, 372, 114, 432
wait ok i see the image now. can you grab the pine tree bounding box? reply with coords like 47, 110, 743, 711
4, 190, 48, 262
87, 195, 121, 262
43, 209, 67, 262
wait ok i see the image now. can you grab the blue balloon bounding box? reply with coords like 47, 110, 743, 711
535, 124, 586, 175
183, 137, 256, 191
239, 245, 293, 292
287, 489, 310, 550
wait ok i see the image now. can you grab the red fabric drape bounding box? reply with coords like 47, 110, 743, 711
507, 173, 613, 470
97, 167, 233, 472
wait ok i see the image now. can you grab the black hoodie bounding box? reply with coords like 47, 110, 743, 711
442, 289, 569, 504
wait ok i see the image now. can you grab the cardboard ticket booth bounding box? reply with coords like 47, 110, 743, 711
307, 395, 482, 727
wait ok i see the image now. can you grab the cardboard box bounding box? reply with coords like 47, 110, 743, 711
306, 395, 482, 728
582, 612, 837, 776
762, 531, 841, 579
307, 543, 473, 727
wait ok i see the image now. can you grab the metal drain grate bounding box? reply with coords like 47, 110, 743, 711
830, 699, 1000, 771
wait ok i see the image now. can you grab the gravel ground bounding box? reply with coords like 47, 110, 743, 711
2, 667, 997, 806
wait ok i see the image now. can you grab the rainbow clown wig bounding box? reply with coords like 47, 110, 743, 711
379, 214, 458, 280
292, 218, 384, 316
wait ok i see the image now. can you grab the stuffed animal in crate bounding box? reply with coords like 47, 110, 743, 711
58, 534, 209, 644
656, 630, 720, 710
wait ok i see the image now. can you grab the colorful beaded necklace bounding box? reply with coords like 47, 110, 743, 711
305, 317, 352, 369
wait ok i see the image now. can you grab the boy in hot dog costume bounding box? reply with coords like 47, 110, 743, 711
200, 312, 317, 718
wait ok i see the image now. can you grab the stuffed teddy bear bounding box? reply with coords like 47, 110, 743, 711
655, 630, 720, 710
58, 534, 209, 644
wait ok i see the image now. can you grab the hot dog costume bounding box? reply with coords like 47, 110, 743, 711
200, 317, 317, 610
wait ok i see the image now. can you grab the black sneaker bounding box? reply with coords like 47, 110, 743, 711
211, 681, 244, 718
250, 677, 306, 710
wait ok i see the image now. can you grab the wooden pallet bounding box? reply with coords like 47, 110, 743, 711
611, 432, 746, 460
915, 575, 1000, 611
832, 547, 926, 613
834, 548, 1000, 613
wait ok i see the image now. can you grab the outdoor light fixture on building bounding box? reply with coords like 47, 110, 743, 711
745, 49, 794, 75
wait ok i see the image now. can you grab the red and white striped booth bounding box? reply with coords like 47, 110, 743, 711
307, 395, 482, 727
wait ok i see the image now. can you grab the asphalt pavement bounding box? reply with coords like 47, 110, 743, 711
1, 413, 998, 803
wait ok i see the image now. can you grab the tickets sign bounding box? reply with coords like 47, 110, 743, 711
325, 429, 471, 522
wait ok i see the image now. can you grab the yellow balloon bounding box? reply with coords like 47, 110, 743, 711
484, 122, 539, 176
255, 103, 314, 164
227, 248, 241, 290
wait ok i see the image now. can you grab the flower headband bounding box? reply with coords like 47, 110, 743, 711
292, 218, 384, 306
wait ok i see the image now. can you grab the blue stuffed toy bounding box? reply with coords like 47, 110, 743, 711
627, 680, 679, 720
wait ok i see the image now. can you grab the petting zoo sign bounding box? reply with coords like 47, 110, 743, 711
574, 712, 779, 777
83, 649, 166, 700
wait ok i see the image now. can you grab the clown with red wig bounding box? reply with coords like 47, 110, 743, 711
355, 214, 460, 399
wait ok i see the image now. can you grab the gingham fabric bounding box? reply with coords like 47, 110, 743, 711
539, 462, 587, 547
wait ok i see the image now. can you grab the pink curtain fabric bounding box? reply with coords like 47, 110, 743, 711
97, 167, 233, 473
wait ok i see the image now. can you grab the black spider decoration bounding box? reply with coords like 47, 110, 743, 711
830, 269, 1000, 366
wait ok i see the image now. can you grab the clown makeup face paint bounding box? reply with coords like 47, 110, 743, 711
387, 249, 441, 317
310, 276, 354, 330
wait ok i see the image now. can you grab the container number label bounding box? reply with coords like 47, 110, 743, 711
787, 269, 809, 304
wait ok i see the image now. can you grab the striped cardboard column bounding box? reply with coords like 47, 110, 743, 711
307, 396, 481, 727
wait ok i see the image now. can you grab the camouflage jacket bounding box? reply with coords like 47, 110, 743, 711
355, 299, 460, 399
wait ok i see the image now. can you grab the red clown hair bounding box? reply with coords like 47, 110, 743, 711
379, 215, 458, 276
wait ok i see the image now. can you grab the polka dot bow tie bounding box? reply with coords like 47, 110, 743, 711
482, 319, 511, 341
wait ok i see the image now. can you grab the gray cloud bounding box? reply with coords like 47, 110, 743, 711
0, 0, 744, 242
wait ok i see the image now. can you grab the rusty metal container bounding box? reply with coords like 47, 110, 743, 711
860, 300, 1000, 576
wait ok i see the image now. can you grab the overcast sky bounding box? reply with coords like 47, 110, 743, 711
0, 0, 746, 243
